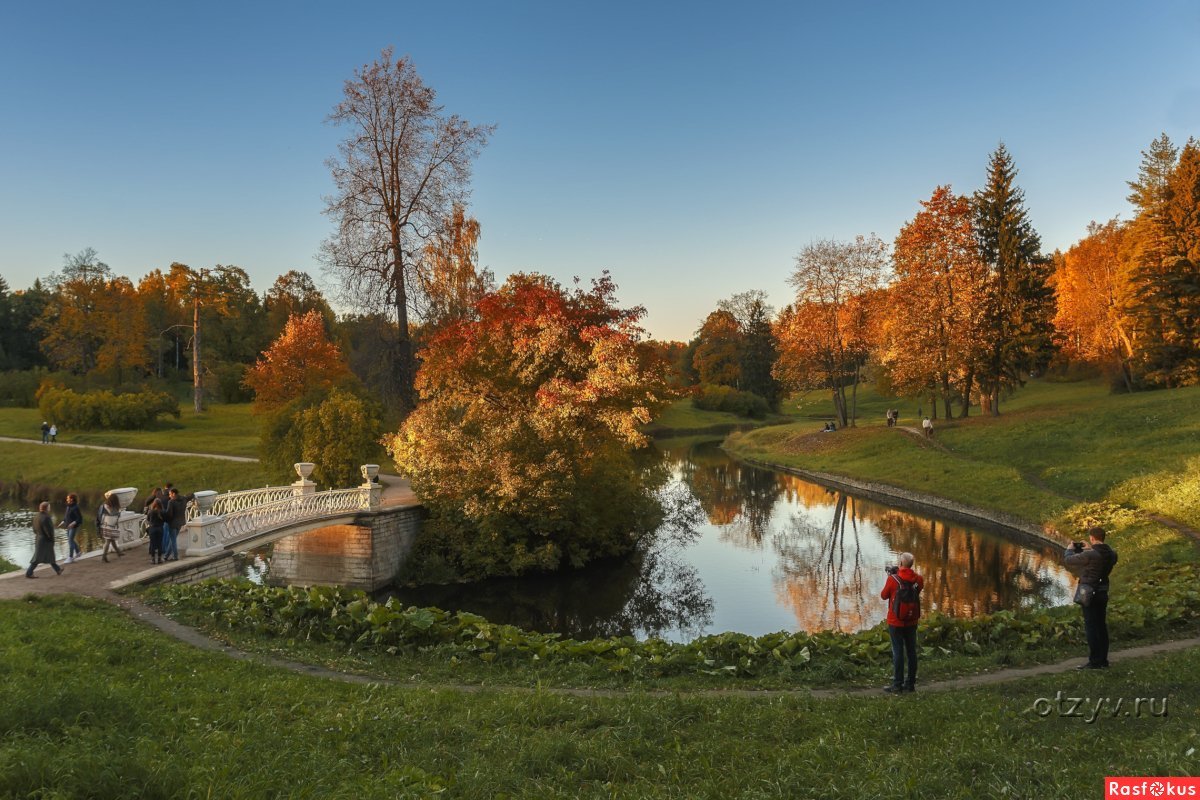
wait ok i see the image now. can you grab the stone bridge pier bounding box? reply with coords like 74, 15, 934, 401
266, 504, 423, 591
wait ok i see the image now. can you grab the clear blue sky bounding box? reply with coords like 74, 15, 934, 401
2, 1, 1198, 340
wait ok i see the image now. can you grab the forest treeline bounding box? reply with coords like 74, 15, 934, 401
656, 134, 1200, 425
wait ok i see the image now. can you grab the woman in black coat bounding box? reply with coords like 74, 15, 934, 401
63, 493, 83, 562
25, 501, 63, 578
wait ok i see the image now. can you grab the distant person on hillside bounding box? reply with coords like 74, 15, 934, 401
25, 501, 63, 578
62, 493, 83, 563
40, 421, 50, 444
49, 423, 57, 443
922, 417, 933, 438
880, 552, 923, 693
98, 493, 124, 563
1063, 526, 1118, 669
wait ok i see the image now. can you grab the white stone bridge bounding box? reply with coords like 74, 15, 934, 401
102, 463, 422, 590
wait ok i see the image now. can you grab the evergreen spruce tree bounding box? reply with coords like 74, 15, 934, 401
972, 144, 1055, 415
739, 297, 782, 409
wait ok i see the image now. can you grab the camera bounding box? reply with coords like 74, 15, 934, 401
1072, 541, 1085, 553
885, 565, 899, 575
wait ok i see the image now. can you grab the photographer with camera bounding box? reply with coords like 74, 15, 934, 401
880, 552, 924, 693
1063, 526, 1118, 669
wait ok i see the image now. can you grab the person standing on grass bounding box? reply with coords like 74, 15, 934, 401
880, 552, 923, 693
62, 493, 83, 563
1063, 526, 1118, 670
98, 493, 124, 562
25, 502, 63, 578
40, 421, 49, 444
922, 417, 933, 438
49, 423, 57, 443
164, 487, 193, 561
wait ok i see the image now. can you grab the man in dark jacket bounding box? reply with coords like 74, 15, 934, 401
63, 493, 83, 562
880, 552, 924, 693
1063, 526, 1118, 669
26, 501, 63, 577
164, 487, 192, 561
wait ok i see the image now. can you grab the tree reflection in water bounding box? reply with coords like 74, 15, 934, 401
231, 438, 1073, 641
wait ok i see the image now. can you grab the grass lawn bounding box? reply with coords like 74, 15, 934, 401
645, 398, 793, 437
0, 441, 270, 504
0, 403, 260, 458
2, 594, 1197, 799
729, 379, 1200, 529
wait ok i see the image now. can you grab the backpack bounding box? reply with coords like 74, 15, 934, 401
891, 573, 920, 624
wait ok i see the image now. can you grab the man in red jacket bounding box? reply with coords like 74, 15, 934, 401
880, 552, 924, 693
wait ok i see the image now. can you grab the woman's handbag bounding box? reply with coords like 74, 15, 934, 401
1073, 582, 1095, 607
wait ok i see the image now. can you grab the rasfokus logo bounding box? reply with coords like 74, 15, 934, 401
1106, 778, 1199, 798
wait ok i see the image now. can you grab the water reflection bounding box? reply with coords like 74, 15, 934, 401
0, 506, 103, 567
32, 436, 1075, 641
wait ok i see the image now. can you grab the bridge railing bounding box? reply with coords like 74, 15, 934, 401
212, 487, 369, 545
185, 485, 296, 522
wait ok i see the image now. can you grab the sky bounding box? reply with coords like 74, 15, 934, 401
1, 1, 1199, 341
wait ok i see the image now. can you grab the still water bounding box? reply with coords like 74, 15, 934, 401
0, 441, 1075, 640
378, 441, 1073, 640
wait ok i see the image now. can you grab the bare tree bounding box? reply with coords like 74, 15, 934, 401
320, 47, 494, 414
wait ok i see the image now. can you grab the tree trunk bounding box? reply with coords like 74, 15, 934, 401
941, 372, 953, 420
990, 387, 1000, 417
958, 371, 974, 418
192, 297, 203, 414
393, 245, 416, 417
850, 364, 860, 428
929, 391, 937, 421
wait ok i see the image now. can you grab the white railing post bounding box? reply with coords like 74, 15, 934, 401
292, 462, 316, 496
360, 464, 382, 511
182, 489, 226, 557
105, 487, 147, 548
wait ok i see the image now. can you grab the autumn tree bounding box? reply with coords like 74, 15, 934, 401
264, 270, 335, 341
775, 235, 889, 427
416, 203, 493, 334
882, 186, 988, 417
261, 387, 383, 488
321, 47, 494, 415
1052, 219, 1137, 390
972, 145, 1055, 414
718, 290, 782, 408
387, 272, 669, 580
691, 309, 743, 388
1125, 135, 1200, 386
244, 309, 352, 408
37, 249, 115, 375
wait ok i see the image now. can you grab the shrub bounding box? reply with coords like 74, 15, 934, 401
36, 385, 179, 430
0, 369, 46, 407
259, 388, 384, 487
692, 384, 770, 418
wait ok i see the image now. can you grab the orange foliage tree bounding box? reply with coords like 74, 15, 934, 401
774, 235, 889, 427
244, 310, 352, 408
1052, 218, 1136, 390
387, 272, 669, 580
881, 186, 987, 417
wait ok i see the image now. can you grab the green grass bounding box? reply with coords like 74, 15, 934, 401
729, 379, 1200, 529
0, 403, 260, 458
2, 594, 1197, 799
645, 398, 792, 437
0, 441, 270, 503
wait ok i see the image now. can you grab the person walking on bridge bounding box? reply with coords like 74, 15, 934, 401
25, 502, 63, 578
98, 493, 124, 562
63, 493, 83, 563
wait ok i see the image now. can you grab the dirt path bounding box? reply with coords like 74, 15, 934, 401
0, 435, 257, 463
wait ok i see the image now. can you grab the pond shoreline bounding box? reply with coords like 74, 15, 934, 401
732, 454, 1069, 550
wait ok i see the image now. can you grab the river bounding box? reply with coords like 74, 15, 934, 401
0, 440, 1074, 641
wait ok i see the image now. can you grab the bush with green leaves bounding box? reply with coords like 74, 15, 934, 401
692, 384, 770, 418
259, 387, 384, 487
35, 385, 179, 430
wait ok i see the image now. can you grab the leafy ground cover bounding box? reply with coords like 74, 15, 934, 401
0, 403, 260, 458
2, 594, 1197, 799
